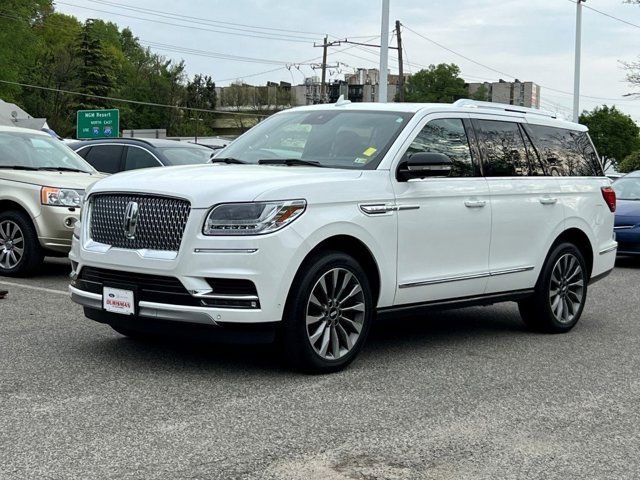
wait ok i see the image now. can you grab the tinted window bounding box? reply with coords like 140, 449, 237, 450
527, 125, 603, 176
84, 145, 124, 174
76, 146, 91, 159
474, 120, 528, 176
405, 118, 475, 177
124, 147, 161, 171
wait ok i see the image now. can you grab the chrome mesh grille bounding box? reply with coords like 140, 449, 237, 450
89, 194, 191, 251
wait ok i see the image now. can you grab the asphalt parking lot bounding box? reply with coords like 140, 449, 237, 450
2, 257, 640, 480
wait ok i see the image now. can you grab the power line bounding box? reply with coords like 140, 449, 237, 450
566, 0, 640, 30
0, 79, 269, 116
53, 1, 317, 44
91, 0, 329, 37
402, 23, 639, 104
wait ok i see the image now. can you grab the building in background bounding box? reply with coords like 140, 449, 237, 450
0, 99, 53, 132
467, 80, 541, 108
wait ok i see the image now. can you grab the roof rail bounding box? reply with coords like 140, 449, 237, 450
453, 99, 556, 119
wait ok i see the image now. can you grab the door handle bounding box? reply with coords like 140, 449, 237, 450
539, 197, 558, 205
464, 200, 486, 208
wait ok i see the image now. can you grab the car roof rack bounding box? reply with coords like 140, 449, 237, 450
453, 99, 557, 119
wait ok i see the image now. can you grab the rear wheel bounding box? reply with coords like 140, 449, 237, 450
518, 242, 588, 333
0, 211, 44, 277
281, 251, 373, 373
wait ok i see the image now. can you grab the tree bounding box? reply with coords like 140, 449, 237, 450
579, 105, 640, 169
470, 84, 489, 101
403, 63, 467, 103
0, 0, 52, 101
618, 150, 640, 173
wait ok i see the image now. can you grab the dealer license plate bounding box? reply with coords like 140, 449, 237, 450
103, 287, 135, 315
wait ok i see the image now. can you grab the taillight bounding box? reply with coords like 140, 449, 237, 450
601, 186, 616, 213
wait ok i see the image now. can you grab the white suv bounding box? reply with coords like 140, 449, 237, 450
69, 99, 617, 372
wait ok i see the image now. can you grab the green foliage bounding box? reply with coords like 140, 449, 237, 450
0, 2, 217, 137
579, 105, 640, 168
618, 150, 640, 173
0, 0, 53, 101
470, 84, 489, 101
403, 64, 468, 103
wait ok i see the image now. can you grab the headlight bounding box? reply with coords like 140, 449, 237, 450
203, 200, 306, 236
41, 187, 84, 207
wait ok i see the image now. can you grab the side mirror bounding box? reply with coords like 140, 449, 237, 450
397, 152, 452, 181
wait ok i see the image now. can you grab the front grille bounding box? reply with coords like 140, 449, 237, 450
77, 267, 200, 306
90, 194, 190, 251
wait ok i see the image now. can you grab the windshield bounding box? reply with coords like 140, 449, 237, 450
219, 110, 412, 169
613, 177, 640, 200
158, 146, 213, 166
0, 131, 94, 173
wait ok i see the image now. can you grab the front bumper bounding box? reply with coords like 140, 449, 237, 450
614, 228, 640, 255
69, 209, 310, 325
34, 205, 80, 253
69, 285, 232, 325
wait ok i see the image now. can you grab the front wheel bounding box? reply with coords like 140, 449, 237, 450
0, 211, 44, 277
518, 242, 588, 333
281, 251, 374, 373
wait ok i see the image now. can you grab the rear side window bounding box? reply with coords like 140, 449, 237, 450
76, 146, 91, 159
84, 145, 124, 174
526, 125, 603, 176
405, 118, 475, 177
474, 120, 529, 176
124, 147, 161, 171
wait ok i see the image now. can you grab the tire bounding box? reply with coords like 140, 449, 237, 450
0, 210, 44, 277
518, 242, 588, 333
280, 251, 374, 373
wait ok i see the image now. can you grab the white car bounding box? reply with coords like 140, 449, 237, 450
69, 99, 617, 372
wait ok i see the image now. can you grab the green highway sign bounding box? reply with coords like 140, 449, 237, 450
76, 109, 120, 139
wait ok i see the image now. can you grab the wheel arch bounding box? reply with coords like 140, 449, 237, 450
548, 227, 594, 279
291, 234, 383, 307
0, 199, 32, 219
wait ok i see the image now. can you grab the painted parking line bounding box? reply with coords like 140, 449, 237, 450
0, 280, 67, 296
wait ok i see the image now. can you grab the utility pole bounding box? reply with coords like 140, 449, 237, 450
396, 20, 404, 102
378, 0, 390, 103
314, 37, 342, 103
573, 0, 585, 123
321, 35, 329, 101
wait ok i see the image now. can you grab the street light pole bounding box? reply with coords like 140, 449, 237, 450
378, 0, 390, 103
573, 0, 585, 123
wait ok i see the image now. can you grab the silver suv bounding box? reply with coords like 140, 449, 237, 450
0, 126, 102, 276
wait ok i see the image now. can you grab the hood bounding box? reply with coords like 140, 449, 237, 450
0, 170, 104, 190
615, 199, 640, 225
87, 164, 364, 208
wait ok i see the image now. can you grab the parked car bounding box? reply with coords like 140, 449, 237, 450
612, 171, 640, 255
68, 138, 214, 174
0, 126, 102, 276
69, 99, 616, 372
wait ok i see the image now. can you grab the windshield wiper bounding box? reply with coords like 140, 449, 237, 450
210, 157, 247, 164
0, 165, 39, 171
37, 167, 90, 173
258, 159, 324, 167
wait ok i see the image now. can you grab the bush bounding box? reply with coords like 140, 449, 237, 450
618, 150, 640, 173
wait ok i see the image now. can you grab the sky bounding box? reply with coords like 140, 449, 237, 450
54, 0, 640, 121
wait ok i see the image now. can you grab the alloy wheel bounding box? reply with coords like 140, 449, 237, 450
305, 267, 366, 360
548, 253, 584, 324
0, 220, 25, 270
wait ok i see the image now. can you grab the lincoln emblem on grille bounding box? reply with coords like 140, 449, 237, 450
123, 201, 139, 239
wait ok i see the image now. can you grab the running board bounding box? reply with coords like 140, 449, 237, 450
377, 289, 535, 319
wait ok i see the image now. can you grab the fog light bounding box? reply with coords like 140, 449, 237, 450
64, 217, 77, 229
